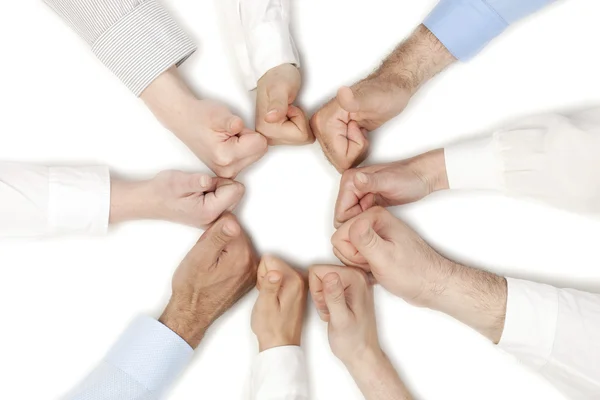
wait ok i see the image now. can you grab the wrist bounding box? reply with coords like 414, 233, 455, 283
344, 346, 389, 378
428, 262, 507, 343
258, 333, 300, 353
140, 66, 197, 136
159, 300, 210, 349
410, 148, 449, 194
109, 179, 157, 224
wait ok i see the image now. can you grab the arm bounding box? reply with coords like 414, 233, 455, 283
0, 164, 244, 237
43, 0, 195, 96
333, 207, 600, 399
43, 2, 267, 178
250, 256, 308, 400
308, 265, 412, 400
333, 107, 600, 226
218, 0, 312, 146
65, 214, 258, 399
312, 0, 558, 172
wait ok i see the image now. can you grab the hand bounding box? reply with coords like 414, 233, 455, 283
141, 67, 268, 178
251, 255, 307, 352
310, 25, 454, 173
255, 64, 314, 146
159, 214, 258, 348
308, 265, 380, 365
110, 170, 245, 228
334, 149, 448, 227
332, 206, 455, 307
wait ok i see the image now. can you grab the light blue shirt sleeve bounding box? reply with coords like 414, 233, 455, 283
424, 0, 556, 60
63, 316, 193, 400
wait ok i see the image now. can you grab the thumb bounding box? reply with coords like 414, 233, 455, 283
353, 171, 386, 194
348, 218, 391, 267
265, 86, 289, 123
259, 271, 283, 300
322, 273, 350, 325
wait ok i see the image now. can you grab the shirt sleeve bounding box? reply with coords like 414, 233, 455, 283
423, 0, 556, 60
219, 0, 300, 90
64, 316, 193, 400
250, 346, 309, 400
0, 164, 110, 237
42, 0, 196, 96
498, 278, 600, 399
444, 107, 600, 214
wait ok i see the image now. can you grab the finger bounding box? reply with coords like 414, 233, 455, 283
323, 272, 351, 325
348, 217, 393, 269
337, 86, 360, 113
332, 223, 368, 266
190, 214, 241, 264
172, 172, 216, 194
258, 270, 283, 302
354, 171, 386, 194
286, 105, 314, 144
346, 121, 369, 168
212, 111, 245, 136
265, 85, 290, 124
308, 269, 330, 322
334, 172, 364, 228
203, 179, 245, 218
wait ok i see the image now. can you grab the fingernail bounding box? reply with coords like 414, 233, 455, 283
268, 274, 281, 283
355, 172, 368, 184
267, 109, 278, 115
325, 276, 339, 287
222, 220, 238, 236
200, 175, 211, 187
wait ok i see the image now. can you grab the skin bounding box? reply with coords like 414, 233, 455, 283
309, 265, 412, 400
332, 207, 507, 344
310, 24, 456, 173
141, 66, 268, 179
255, 64, 314, 146
334, 149, 448, 227
109, 170, 245, 228
251, 255, 307, 352
159, 213, 259, 348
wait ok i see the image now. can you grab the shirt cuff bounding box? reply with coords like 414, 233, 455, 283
251, 346, 309, 400
48, 166, 110, 235
105, 316, 193, 397
246, 21, 300, 90
444, 136, 505, 191
498, 278, 559, 370
423, 0, 508, 60
91, 0, 197, 96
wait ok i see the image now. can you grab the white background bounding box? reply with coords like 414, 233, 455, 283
1, 0, 599, 399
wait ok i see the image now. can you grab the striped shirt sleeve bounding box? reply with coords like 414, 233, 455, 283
43, 0, 197, 96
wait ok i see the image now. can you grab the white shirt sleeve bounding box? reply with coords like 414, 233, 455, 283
250, 346, 309, 400
0, 164, 110, 237
219, 0, 300, 90
498, 278, 600, 399
63, 315, 193, 400
444, 107, 600, 213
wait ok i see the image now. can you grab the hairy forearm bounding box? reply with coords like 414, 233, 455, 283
346, 349, 413, 400
428, 261, 508, 344
368, 24, 455, 94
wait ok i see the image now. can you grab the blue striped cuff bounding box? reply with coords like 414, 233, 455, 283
424, 0, 508, 61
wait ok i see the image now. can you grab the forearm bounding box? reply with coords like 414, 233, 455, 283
426, 260, 507, 344
109, 178, 159, 225
345, 349, 412, 400
365, 25, 455, 95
